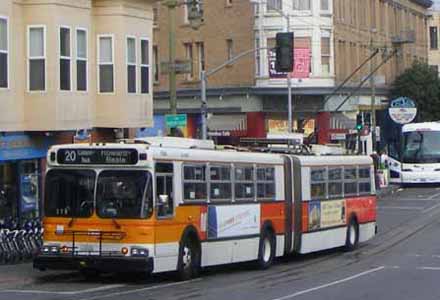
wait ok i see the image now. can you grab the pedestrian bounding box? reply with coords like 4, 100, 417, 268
370, 151, 380, 190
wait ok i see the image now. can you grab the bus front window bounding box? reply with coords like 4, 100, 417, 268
403, 131, 440, 164
45, 170, 95, 218
96, 170, 152, 219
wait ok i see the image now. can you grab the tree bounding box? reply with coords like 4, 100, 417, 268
390, 61, 440, 121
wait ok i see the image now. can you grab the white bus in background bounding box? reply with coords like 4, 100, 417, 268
395, 122, 440, 184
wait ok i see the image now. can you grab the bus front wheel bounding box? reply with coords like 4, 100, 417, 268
257, 229, 275, 270
176, 237, 200, 281
345, 218, 359, 251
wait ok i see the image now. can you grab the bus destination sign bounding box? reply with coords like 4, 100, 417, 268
57, 149, 139, 165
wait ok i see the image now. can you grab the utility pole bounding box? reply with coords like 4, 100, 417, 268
164, 0, 178, 115
369, 30, 377, 151
286, 16, 293, 134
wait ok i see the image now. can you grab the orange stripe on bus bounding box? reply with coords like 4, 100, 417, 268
301, 202, 309, 233
261, 202, 285, 234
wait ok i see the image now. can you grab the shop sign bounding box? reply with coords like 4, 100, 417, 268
269, 48, 311, 79
208, 131, 231, 137
0, 134, 52, 162
330, 133, 346, 141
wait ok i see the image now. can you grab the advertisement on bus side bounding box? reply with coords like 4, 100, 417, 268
308, 199, 346, 231
207, 205, 260, 239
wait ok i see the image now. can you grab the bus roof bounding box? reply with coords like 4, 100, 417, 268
402, 122, 440, 132
48, 138, 372, 167
292, 155, 372, 166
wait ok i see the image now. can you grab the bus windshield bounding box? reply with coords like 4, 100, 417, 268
45, 169, 95, 218
402, 131, 440, 163
45, 169, 153, 219
96, 170, 152, 219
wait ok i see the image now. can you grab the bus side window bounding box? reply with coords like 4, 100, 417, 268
156, 163, 174, 218
310, 168, 327, 199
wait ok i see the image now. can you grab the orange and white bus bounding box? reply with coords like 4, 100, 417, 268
34, 137, 377, 280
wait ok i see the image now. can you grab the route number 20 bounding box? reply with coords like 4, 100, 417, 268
64, 150, 77, 162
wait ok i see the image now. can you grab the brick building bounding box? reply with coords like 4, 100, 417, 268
150, 0, 431, 144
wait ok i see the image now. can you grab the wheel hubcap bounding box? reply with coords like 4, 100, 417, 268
182, 246, 192, 268
263, 238, 271, 262
349, 225, 356, 245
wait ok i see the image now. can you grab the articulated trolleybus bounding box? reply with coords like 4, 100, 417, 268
34, 137, 377, 280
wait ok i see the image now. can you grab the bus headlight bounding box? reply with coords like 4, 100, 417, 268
131, 247, 149, 257
42, 245, 60, 255
50, 246, 60, 254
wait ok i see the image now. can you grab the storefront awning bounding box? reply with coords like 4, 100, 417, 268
0, 134, 52, 162
208, 114, 247, 137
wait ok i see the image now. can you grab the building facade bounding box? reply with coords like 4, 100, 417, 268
151, 0, 431, 144
0, 0, 155, 220
428, 1, 440, 74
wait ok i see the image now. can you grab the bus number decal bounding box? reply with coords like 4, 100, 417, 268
64, 150, 77, 163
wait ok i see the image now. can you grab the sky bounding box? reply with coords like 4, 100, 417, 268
432, 0, 440, 10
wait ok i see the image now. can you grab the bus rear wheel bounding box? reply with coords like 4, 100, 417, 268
345, 219, 359, 251
257, 230, 275, 270
176, 237, 200, 281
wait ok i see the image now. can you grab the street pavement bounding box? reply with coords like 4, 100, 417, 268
1, 186, 440, 300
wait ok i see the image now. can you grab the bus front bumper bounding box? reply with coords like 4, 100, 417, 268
33, 255, 153, 273
401, 172, 440, 184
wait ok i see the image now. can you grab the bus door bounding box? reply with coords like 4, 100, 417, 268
154, 162, 176, 267
283, 156, 294, 255
387, 142, 401, 184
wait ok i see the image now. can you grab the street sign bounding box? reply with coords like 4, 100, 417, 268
165, 114, 187, 128
389, 97, 417, 124
161, 60, 192, 75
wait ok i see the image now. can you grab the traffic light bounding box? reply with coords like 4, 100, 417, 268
275, 32, 294, 72
355, 114, 363, 131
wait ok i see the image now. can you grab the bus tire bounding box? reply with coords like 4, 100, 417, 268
345, 218, 359, 251
257, 229, 275, 270
176, 236, 200, 281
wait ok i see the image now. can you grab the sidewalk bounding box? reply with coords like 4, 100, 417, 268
377, 184, 400, 199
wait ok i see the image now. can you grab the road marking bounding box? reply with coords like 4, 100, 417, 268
387, 198, 440, 202
76, 278, 202, 300
378, 206, 423, 210
432, 255, 440, 258
422, 202, 440, 213
407, 254, 422, 257
269, 266, 385, 300
2, 284, 126, 295
427, 191, 440, 200
418, 267, 440, 271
